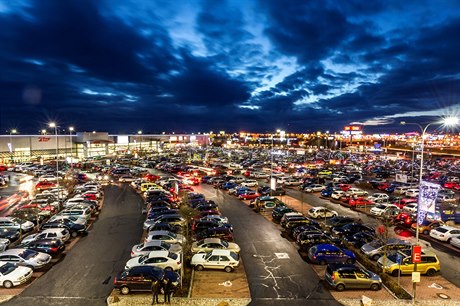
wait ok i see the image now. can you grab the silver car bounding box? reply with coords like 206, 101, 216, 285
131, 240, 182, 257
361, 238, 411, 261
0, 249, 52, 270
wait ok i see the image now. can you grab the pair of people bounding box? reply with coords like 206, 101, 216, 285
151, 278, 174, 304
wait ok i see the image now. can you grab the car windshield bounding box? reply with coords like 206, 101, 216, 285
20, 249, 37, 259
230, 252, 239, 261
0, 263, 16, 275
168, 232, 177, 238
221, 240, 229, 248
376, 205, 386, 209
137, 243, 144, 249
161, 241, 170, 249
435, 227, 449, 233
204, 252, 213, 260
369, 240, 383, 248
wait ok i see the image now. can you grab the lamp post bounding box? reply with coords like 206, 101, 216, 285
49, 122, 59, 187
69, 126, 74, 171
137, 130, 142, 152
400, 117, 459, 304
9, 129, 17, 163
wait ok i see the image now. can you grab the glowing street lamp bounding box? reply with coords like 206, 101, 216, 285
49, 122, 59, 187
9, 129, 17, 163
400, 116, 458, 303
69, 126, 74, 170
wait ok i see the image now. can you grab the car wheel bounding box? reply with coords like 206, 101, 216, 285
423, 230, 429, 235
335, 284, 345, 291
319, 260, 327, 265
370, 283, 380, 291
195, 265, 204, 271
372, 254, 381, 261
120, 286, 130, 295
224, 266, 233, 273
165, 267, 173, 271
426, 268, 436, 276
345, 259, 354, 264
3, 280, 13, 289
391, 269, 400, 277
71, 231, 78, 238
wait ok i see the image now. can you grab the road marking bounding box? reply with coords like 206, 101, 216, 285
275, 252, 289, 259
218, 280, 233, 287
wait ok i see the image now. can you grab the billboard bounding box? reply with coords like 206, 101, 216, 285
395, 174, 408, 183
417, 181, 441, 225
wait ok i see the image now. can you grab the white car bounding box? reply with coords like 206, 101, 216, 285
199, 215, 229, 224
429, 226, 460, 242
0, 217, 35, 232
119, 175, 135, 183
145, 230, 186, 245
368, 193, 390, 202
370, 204, 400, 216
125, 251, 181, 271
345, 188, 368, 197
307, 207, 338, 219
284, 178, 303, 186
21, 228, 71, 244
403, 203, 418, 213
405, 188, 419, 198
449, 235, 460, 248
49, 215, 87, 226
0, 261, 33, 288
240, 180, 258, 187
191, 249, 240, 272
251, 172, 269, 179
191, 238, 241, 254
38, 175, 58, 182
0, 249, 52, 270
131, 240, 182, 257
303, 184, 325, 193
331, 190, 346, 200
0, 239, 10, 252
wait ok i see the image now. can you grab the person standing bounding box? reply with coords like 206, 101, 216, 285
151, 279, 160, 305
162, 278, 173, 304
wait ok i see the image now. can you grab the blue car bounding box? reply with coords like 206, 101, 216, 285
222, 182, 238, 190
308, 244, 356, 265
235, 187, 251, 196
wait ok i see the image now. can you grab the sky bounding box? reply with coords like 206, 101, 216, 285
0, 0, 459, 135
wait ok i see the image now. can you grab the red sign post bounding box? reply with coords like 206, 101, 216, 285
412, 245, 422, 263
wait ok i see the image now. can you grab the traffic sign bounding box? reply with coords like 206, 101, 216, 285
396, 253, 403, 265
412, 245, 422, 263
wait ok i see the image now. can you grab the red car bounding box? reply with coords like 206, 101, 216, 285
0, 165, 7, 171
377, 182, 390, 191
19, 201, 56, 214
35, 181, 56, 191
443, 181, 459, 189
338, 184, 351, 191
393, 197, 417, 209
238, 191, 260, 200
143, 173, 160, 182
394, 212, 416, 227
347, 197, 373, 208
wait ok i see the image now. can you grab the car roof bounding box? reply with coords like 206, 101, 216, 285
149, 230, 173, 235
201, 238, 221, 244
208, 249, 233, 255
147, 250, 170, 258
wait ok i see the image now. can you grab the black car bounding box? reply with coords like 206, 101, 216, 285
114, 265, 180, 295
292, 225, 323, 241
41, 220, 87, 237
148, 222, 181, 233
343, 232, 376, 249
323, 216, 355, 231
0, 228, 20, 241
195, 203, 219, 212
10, 208, 48, 225
272, 207, 296, 223
257, 186, 286, 196
332, 223, 374, 237
192, 220, 233, 233
298, 233, 342, 250
24, 238, 65, 256
194, 227, 234, 242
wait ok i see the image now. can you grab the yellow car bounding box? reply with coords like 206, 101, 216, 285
378, 250, 440, 276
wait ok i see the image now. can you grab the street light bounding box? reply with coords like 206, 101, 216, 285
69, 126, 74, 171
400, 116, 459, 303
49, 122, 59, 187
9, 129, 17, 163
138, 130, 142, 152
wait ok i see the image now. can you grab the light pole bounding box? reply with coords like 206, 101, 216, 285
401, 116, 459, 304
137, 130, 142, 152
69, 126, 74, 171
49, 122, 59, 187
9, 129, 17, 163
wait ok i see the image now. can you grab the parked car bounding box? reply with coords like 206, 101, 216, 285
191, 249, 240, 272
370, 204, 400, 217
411, 220, 445, 235
240, 180, 258, 187
191, 238, 240, 254
307, 207, 338, 219
131, 240, 182, 257
323, 216, 355, 231
145, 231, 186, 245
325, 264, 382, 291
0, 261, 33, 288
41, 220, 87, 237
449, 235, 460, 249
303, 184, 326, 193
332, 223, 374, 237
378, 249, 440, 276
360, 238, 412, 261
271, 207, 296, 223
343, 232, 375, 249
0, 217, 34, 232
298, 232, 341, 250
0, 228, 20, 242
114, 265, 180, 295
194, 227, 234, 242
308, 244, 356, 265
21, 228, 70, 245
23, 238, 65, 256
125, 251, 181, 271
429, 226, 460, 242
0, 249, 52, 270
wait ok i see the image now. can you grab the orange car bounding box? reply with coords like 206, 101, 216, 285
411, 220, 445, 235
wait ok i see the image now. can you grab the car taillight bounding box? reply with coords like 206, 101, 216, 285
440, 234, 444, 237
50, 247, 58, 252
131, 251, 134, 255
114, 277, 117, 285
177, 261, 181, 265
331, 273, 336, 281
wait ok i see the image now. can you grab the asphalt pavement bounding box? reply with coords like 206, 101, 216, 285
4, 183, 144, 306
196, 184, 341, 306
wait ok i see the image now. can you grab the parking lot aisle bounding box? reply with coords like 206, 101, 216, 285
3, 184, 145, 306
196, 185, 341, 306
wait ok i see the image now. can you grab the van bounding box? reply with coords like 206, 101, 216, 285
378, 249, 440, 276
141, 183, 159, 192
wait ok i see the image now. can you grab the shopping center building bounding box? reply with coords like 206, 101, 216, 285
0, 132, 210, 164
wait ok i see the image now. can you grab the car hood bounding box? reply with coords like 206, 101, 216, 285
125, 257, 142, 269
190, 253, 206, 265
